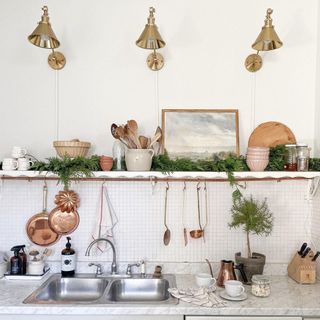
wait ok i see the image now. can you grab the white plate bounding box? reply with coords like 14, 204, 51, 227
219, 290, 247, 301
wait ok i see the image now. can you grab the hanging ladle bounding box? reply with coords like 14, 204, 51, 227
190, 181, 203, 239
163, 182, 171, 246
182, 182, 188, 246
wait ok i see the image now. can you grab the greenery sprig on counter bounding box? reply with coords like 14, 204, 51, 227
31, 155, 100, 190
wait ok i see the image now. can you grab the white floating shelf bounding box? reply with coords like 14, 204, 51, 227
0, 170, 319, 180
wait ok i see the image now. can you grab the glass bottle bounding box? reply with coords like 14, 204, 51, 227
284, 144, 297, 171
296, 144, 310, 172
112, 141, 126, 171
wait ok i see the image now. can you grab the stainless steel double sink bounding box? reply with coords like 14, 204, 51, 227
23, 273, 178, 305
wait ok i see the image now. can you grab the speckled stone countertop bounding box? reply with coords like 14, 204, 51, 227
0, 274, 320, 316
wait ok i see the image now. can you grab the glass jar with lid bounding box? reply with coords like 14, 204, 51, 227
251, 275, 271, 297
296, 144, 310, 172
284, 144, 297, 171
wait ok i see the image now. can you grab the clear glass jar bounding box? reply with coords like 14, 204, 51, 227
284, 144, 297, 171
251, 275, 271, 297
112, 141, 126, 171
296, 144, 310, 172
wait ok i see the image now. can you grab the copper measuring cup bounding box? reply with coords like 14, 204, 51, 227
190, 182, 203, 239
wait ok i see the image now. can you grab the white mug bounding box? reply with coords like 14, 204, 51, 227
2, 158, 18, 170
224, 280, 245, 297
12, 146, 27, 158
195, 273, 216, 288
125, 149, 154, 171
18, 158, 34, 170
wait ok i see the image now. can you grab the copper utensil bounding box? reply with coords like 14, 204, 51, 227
217, 260, 248, 287
163, 183, 171, 246
26, 184, 61, 246
182, 182, 188, 246
190, 182, 203, 239
202, 182, 209, 242
49, 190, 80, 235
48, 207, 80, 235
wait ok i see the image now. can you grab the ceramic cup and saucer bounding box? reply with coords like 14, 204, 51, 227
220, 280, 247, 301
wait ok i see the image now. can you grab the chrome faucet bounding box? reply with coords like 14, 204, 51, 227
126, 260, 146, 277
85, 238, 118, 275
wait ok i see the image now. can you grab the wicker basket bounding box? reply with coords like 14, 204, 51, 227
53, 139, 91, 158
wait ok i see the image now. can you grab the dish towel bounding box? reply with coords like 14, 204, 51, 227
90, 184, 118, 255
168, 287, 227, 308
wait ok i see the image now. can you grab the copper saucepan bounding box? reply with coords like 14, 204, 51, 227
26, 183, 61, 246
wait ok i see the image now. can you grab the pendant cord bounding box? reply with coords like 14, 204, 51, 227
55, 70, 60, 140
251, 72, 257, 131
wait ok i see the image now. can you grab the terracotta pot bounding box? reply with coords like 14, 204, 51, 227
246, 158, 269, 171
99, 156, 113, 171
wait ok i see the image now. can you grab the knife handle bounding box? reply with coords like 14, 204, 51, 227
301, 247, 311, 258
298, 242, 308, 256
312, 251, 320, 261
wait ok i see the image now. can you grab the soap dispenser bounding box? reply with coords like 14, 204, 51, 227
10, 246, 22, 275
61, 237, 76, 277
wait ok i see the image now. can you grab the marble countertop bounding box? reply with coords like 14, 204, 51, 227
0, 274, 320, 316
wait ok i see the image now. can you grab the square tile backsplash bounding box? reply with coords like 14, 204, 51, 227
0, 177, 314, 275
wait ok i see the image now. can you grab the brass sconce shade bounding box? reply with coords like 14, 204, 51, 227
245, 8, 283, 72
28, 6, 66, 70
136, 7, 166, 71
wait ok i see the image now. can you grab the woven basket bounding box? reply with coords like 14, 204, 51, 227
53, 139, 91, 158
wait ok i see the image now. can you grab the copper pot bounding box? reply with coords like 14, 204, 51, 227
217, 260, 248, 287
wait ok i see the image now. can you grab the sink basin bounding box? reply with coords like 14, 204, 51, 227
24, 274, 109, 304
24, 273, 177, 305
106, 278, 170, 303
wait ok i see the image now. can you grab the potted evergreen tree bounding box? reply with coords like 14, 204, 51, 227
229, 195, 274, 282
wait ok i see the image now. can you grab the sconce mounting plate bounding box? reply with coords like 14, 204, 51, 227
147, 52, 164, 71
245, 53, 263, 72
48, 51, 66, 70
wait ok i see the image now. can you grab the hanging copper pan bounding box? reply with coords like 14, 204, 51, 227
48, 207, 80, 235
26, 184, 61, 246
48, 190, 80, 235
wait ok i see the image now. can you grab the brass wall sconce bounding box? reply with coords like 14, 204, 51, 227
136, 7, 166, 71
245, 8, 283, 72
28, 6, 66, 70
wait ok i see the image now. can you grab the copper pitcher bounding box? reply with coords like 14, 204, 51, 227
217, 260, 248, 287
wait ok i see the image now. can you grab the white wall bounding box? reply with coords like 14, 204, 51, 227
0, 0, 318, 160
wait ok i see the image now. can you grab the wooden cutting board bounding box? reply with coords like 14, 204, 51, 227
248, 121, 296, 147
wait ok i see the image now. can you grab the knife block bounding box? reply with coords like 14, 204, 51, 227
287, 251, 316, 284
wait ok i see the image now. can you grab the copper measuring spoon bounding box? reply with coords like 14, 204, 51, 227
163, 182, 171, 246
190, 182, 203, 239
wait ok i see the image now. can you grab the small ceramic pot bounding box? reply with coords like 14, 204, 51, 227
99, 156, 113, 171
125, 149, 154, 171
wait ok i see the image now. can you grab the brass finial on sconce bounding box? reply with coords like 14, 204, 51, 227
245, 8, 283, 72
28, 6, 66, 70
136, 7, 166, 71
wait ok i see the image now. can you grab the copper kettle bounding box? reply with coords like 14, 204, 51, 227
217, 260, 248, 287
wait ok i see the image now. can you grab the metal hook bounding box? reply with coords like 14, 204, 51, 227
183, 181, 186, 191
196, 180, 201, 190
166, 181, 169, 190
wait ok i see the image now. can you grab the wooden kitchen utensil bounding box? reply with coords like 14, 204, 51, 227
287, 250, 316, 284
248, 121, 296, 147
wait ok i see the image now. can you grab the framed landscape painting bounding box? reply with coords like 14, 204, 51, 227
162, 109, 239, 160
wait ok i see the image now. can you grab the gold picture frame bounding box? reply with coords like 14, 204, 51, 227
162, 109, 239, 160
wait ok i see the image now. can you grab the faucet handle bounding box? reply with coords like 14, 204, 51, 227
126, 262, 140, 276
88, 263, 103, 276
140, 260, 146, 276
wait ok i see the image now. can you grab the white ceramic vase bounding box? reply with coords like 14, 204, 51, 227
125, 149, 154, 171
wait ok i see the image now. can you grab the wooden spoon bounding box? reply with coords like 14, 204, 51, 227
148, 130, 162, 149
139, 136, 149, 149
127, 120, 142, 148
110, 123, 130, 148
116, 126, 136, 148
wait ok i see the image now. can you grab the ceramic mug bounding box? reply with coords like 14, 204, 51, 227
125, 149, 154, 171
2, 158, 18, 170
12, 146, 27, 158
195, 273, 217, 288
224, 280, 245, 297
18, 157, 34, 170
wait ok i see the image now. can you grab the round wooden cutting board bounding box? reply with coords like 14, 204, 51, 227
248, 121, 296, 147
